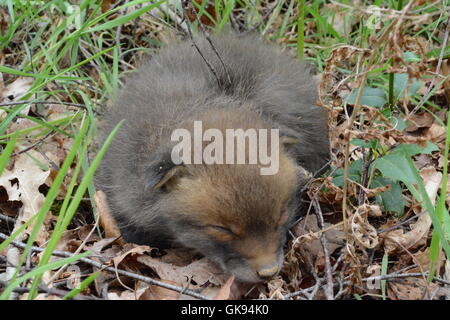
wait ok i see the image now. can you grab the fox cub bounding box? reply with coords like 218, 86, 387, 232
96, 34, 329, 283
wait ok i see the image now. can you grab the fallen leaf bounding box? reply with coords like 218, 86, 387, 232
424, 123, 446, 143
0, 150, 51, 244
95, 190, 124, 244
213, 274, 235, 300
108, 290, 136, 300
0, 77, 33, 102
387, 277, 442, 300
113, 244, 152, 267
137, 280, 182, 300
137, 255, 226, 289
382, 167, 442, 253
351, 207, 379, 249
406, 112, 434, 132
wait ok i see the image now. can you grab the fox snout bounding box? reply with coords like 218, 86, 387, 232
256, 263, 280, 279
224, 240, 285, 283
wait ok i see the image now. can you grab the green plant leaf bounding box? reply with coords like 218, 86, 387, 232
351, 138, 381, 150
346, 87, 387, 108
393, 73, 423, 100
332, 159, 362, 187
392, 142, 438, 157
373, 153, 416, 184
371, 176, 405, 215
390, 116, 407, 131
403, 51, 422, 62
0, 131, 17, 176
427, 46, 450, 59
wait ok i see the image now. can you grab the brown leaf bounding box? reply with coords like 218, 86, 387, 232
213, 274, 235, 300
113, 244, 152, 267
387, 277, 440, 300
405, 112, 434, 132
292, 215, 345, 269
382, 167, 442, 253
137, 280, 182, 300
186, 0, 216, 26
108, 290, 136, 300
424, 123, 446, 143
95, 190, 124, 245
101, 0, 116, 13
137, 255, 226, 289
351, 208, 379, 249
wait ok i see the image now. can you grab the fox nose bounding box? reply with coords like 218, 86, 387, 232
256, 264, 280, 279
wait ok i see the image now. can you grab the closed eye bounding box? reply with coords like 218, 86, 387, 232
208, 225, 235, 236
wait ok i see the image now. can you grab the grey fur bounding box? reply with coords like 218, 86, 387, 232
96, 33, 329, 282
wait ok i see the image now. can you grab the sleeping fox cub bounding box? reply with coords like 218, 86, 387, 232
96, 34, 329, 283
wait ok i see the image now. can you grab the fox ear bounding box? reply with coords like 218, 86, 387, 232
146, 153, 189, 191
280, 136, 299, 146
280, 136, 300, 154
152, 165, 188, 191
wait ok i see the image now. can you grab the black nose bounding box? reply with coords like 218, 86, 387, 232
256, 265, 280, 279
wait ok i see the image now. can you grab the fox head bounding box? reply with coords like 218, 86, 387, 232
143, 111, 306, 282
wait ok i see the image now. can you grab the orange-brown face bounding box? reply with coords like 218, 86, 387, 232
163, 153, 298, 282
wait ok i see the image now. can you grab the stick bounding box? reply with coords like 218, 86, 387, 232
181, 0, 221, 88
0, 232, 210, 300
407, 16, 450, 118
186, 0, 232, 85
312, 197, 334, 300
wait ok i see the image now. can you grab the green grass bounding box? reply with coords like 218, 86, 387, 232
0, 0, 449, 300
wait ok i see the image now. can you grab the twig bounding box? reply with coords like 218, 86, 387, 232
298, 158, 334, 195
181, 0, 221, 88
186, 0, 232, 86
284, 279, 353, 300
0, 100, 91, 110
358, 148, 373, 206
407, 16, 450, 118
11, 131, 54, 157
0, 232, 210, 300
157, 2, 188, 33
242, 2, 278, 35
363, 272, 450, 286
46, 217, 100, 286
341, 21, 394, 236
377, 210, 427, 234
0, 280, 99, 300
115, 0, 130, 59
312, 197, 334, 300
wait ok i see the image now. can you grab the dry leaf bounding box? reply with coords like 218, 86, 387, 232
0, 77, 33, 119
425, 123, 446, 143
383, 167, 442, 253
387, 277, 442, 300
213, 274, 235, 300
108, 290, 136, 300
293, 215, 345, 270
137, 280, 182, 300
0, 150, 50, 244
0, 77, 33, 101
95, 190, 124, 244
351, 208, 379, 249
406, 112, 434, 132
113, 244, 152, 267
137, 255, 226, 289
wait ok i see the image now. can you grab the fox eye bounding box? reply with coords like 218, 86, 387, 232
205, 225, 236, 241
209, 225, 234, 235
